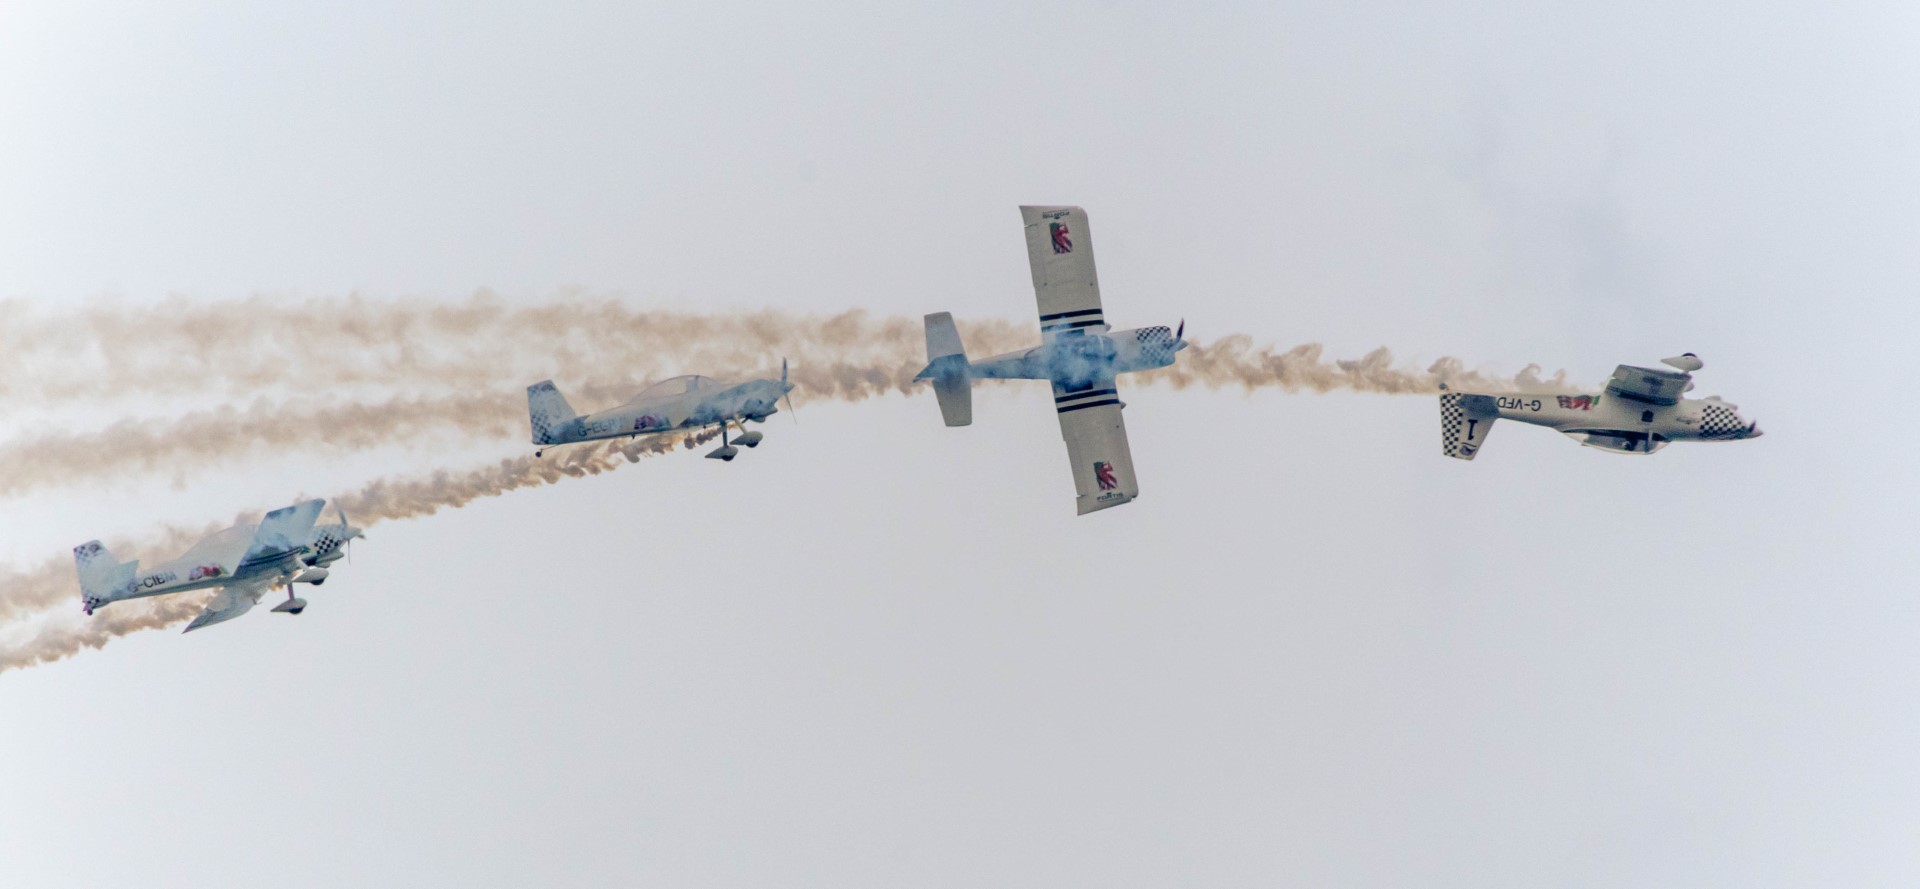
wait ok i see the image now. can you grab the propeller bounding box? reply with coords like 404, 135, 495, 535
1176, 318, 1185, 341
337, 504, 365, 564
780, 357, 798, 423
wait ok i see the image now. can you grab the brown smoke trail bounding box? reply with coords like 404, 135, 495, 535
0, 297, 1033, 404
0, 429, 723, 673
0, 324, 1570, 499
1153, 339, 1573, 395
0, 296, 1572, 407
1, 593, 215, 674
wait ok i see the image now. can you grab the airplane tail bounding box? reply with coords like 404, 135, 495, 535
1440, 392, 1499, 461
527, 381, 580, 445
73, 541, 135, 613
916, 312, 972, 427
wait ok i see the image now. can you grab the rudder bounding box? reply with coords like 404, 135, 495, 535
527, 381, 581, 445
73, 541, 135, 614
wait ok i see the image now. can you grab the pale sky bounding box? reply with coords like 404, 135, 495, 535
2, 1, 1917, 886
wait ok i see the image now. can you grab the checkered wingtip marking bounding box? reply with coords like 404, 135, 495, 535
1699, 403, 1744, 439
1440, 393, 1477, 459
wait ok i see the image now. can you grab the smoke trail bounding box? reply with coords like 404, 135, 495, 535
0, 296, 1572, 408
1154, 339, 1574, 395
0, 429, 723, 673
1, 593, 215, 674
0, 322, 1569, 499
0, 297, 1035, 405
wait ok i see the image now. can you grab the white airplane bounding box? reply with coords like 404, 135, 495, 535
1440, 353, 1763, 459
528, 362, 796, 462
916, 205, 1188, 515
74, 499, 364, 632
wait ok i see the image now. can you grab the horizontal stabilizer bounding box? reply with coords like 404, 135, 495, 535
920, 312, 972, 427
1440, 393, 1499, 461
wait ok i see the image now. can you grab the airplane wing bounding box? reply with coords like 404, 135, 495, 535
1055, 382, 1139, 515
1020, 206, 1106, 339
183, 576, 273, 633
241, 500, 325, 566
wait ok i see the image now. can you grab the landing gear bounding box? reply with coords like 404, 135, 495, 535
535, 449, 544, 458
734, 430, 764, 448
706, 423, 739, 461
272, 590, 308, 615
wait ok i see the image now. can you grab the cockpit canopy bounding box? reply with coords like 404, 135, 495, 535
1605, 364, 1692, 406
630, 375, 721, 402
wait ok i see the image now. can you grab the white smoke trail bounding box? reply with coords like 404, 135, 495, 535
0, 429, 723, 673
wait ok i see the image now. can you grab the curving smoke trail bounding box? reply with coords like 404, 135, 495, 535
0, 296, 1576, 671
0, 429, 724, 673
0, 331, 1569, 499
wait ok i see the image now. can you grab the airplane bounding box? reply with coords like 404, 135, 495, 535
1439, 352, 1763, 459
915, 205, 1188, 515
527, 362, 796, 462
74, 499, 365, 632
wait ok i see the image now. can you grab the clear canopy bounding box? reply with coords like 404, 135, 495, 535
630, 375, 720, 401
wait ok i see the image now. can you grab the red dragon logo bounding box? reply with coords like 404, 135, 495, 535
1093, 461, 1118, 491
1049, 221, 1073, 254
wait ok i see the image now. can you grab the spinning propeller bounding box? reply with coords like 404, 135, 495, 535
781, 357, 798, 423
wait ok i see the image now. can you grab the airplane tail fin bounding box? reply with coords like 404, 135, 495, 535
1440, 392, 1499, 461
916, 312, 972, 427
73, 541, 135, 613
527, 381, 580, 445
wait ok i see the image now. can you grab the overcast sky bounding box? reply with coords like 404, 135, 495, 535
2, 1, 1917, 886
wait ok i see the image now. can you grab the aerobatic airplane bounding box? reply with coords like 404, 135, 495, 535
528, 362, 796, 462
916, 205, 1187, 515
1439, 353, 1763, 459
74, 499, 364, 632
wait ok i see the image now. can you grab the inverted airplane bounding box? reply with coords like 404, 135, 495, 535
1440, 352, 1762, 459
528, 362, 796, 462
916, 205, 1187, 515
74, 499, 363, 632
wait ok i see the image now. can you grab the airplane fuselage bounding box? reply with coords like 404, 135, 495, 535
548, 378, 790, 446
968, 325, 1183, 386
1476, 390, 1761, 454
89, 547, 302, 611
